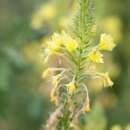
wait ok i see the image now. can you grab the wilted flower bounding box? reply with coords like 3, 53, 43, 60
66, 82, 76, 94
52, 74, 63, 87
62, 31, 78, 52
99, 72, 114, 87
50, 88, 58, 104
82, 103, 91, 113
101, 16, 122, 41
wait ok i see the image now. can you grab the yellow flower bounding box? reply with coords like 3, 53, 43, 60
31, 16, 43, 29
66, 82, 76, 94
62, 31, 78, 52
111, 125, 122, 130
82, 103, 90, 113
99, 33, 116, 51
31, 3, 57, 29
65, 40, 78, 52
88, 51, 104, 63
101, 16, 122, 41
40, 3, 57, 20
101, 72, 114, 87
43, 33, 64, 60
45, 31, 78, 56
51, 33, 64, 46
46, 40, 60, 54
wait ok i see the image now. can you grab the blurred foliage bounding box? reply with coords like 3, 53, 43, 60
98, 0, 130, 128
0, 0, 51, 130
0, 0, 130, 130
78, 103, 107, 130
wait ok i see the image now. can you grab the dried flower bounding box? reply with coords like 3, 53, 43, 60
101, 72, 114, 87
82, 103, 91, 113
66, 82, 76, 94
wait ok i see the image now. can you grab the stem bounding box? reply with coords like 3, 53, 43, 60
75, 0, 89, 82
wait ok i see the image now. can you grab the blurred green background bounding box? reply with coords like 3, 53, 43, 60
0, 0, 130, 130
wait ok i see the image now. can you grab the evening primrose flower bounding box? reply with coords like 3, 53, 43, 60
31, 3, 57, 29
102, 72, 114, 87
66, 82, 76, 94
51, 33, 64, 46
47, 40, 60, 54
88, 51, 104, 63
40, 3, 57, 20
44, 31, 78, 57
98, 72, 114, 87
43, 32, 65, 58
101, 16, 122, 41
65, 40, 78, 52
59, 16, 70, 29
62, 31, 78, 52
99, 33, 116, 51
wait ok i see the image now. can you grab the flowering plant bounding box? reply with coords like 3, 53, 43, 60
42, 0, 116, 129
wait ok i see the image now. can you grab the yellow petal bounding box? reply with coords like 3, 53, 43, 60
99, 72, 114, 87
62, 31, 78, 52
99, 33, 116, 51
52, 33, 64, 46
88, 51, 104, 63
66, 82, 76, 94
102, 72, 114, 87
65, 40, 78, 52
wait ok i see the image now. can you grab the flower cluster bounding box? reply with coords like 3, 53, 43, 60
43, 31, 115, 64
41, 0, 116, 129
88, 33, 116, 63
42, 31, 115, 129
43, 31, 78, 62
